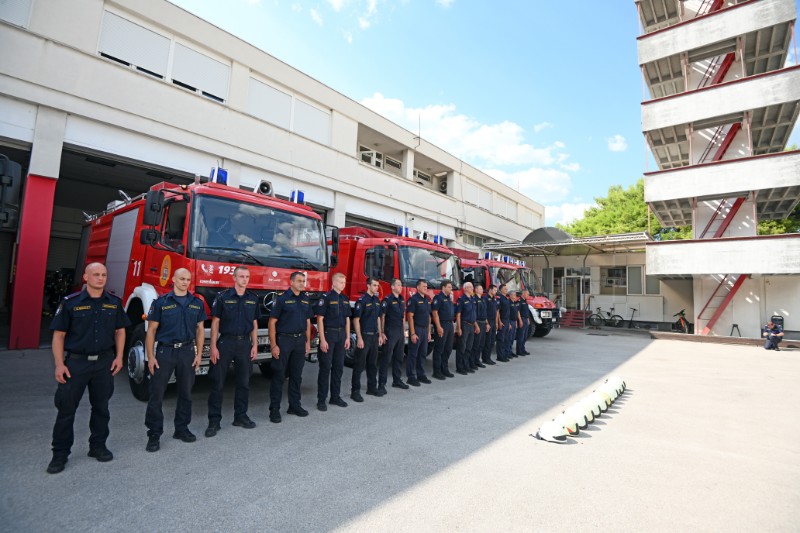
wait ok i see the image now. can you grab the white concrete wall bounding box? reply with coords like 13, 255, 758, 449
688, 124, 749, 166
637, 0, 796, 65
694, 196, 756, 239
764, 276, 800, 332
693, 275, 765, 337
646, 235, 800, 275
645, 152, 800, 204
0, 0, 544, 247
642, 67, 800, 132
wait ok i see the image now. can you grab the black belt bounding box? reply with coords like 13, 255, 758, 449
66, 350, 113, 361
461, 320, 475, 325
160, 340, 194, 348
278, 332, 304, 337
362, 331, 377, 336
325, 327, 344, 332
413, 323, 429, 328
221, 335, 249, 340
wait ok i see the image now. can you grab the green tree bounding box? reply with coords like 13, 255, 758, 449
757, 143, 800, 235
557, 179, 691, 240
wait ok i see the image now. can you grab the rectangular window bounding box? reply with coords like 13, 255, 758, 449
542, 268, 553, 293
645, 275, 661, 295
293, 99, 331, 145
627, 266, 643, 295
99, 11, 170, 77
364, 246, 395, 282
385, 157, 402, 172
413, 169, 431, 182
248, 78, 291, 129
171, 43, 230, 102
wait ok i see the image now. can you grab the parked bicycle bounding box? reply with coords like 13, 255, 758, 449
588, 306, 624, 328
672, 309, 693, 334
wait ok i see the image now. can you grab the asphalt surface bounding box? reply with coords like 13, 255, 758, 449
1, 329, 798, 532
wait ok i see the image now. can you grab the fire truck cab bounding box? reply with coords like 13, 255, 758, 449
79, 180, 336, 400
461, 256, 558, 337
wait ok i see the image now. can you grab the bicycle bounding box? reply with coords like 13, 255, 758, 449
627, 307, 639, 329
672, 309, 693, 334
588, 307, 624, 328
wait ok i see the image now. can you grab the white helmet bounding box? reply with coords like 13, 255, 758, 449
608, 375, 626, 393
564, 404, 589, 429
587, 392, 607, 414
594, 388, 613, 408
535, 420, 569, 443
554, 412, 580, 436
598, 382, 619, 402
580, 396, 601, 418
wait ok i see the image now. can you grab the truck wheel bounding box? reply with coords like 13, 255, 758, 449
127, 324, 150, 402
343, 333, 357, 368
258, 362, 274, 378
532, 325, 551, 338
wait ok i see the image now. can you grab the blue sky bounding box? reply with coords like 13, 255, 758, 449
169, 0, 799, 226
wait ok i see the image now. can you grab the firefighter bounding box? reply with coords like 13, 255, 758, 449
431, 280, 455, 380
47, 262, 130, 474
471, 284, 489, 369
455, 281, 479, 375
380, 278, 409, 390
351, 277, 384, 401
268, 271, 313, 423
315, 272, 351, 411
762, 320, 784, 351
515, 289, 532, 356
145, 268, 207, 452
481, 284, 499, 365
508, 292, 522, 359
406, 279, 433, 386
205, 266, 260, 438
496, 284, 511, 362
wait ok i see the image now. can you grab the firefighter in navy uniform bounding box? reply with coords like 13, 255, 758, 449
145, 268, 207, 452
205, 266, 260, 438
351, 277, 384, 401
515, 290, 532, 356
315, 272, 351, 411
268, 271, 313, 423
496, 284, 511, 362
471, 284, 489, 369
431, 280, 455, 380
481, 285, 499, 365
455, 282, 479, 375
47, 262, 130, 474
380, 278, 409, 390
508, 292, 522, 359
406, 279, 433, 386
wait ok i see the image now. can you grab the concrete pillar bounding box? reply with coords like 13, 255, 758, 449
402, 149, 414, 180
9, 107, 66, 349
330, 191, 347, 227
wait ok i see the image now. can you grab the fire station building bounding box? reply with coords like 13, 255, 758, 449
0, 0, 544, 349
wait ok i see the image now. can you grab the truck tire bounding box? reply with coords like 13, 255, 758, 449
343, 333, 357, 368
532, 324, 551, 338
127, 323, 150, 402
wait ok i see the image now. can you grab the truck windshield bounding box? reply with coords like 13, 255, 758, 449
398, 246, 461, 290
492, 267, 524, 293
191, 195, 327, 270
521, 269, 544, 295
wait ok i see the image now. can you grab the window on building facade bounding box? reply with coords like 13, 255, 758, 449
627, 266, 643, 295
600, 267, 627, 296
645, 274, 661, 295
293, 99, 331, 145
248, 78, 292, 130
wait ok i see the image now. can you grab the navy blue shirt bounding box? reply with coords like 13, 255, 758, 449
270, 289, 313, 334
518, 298, 531, 320
407, 292, 432, 327
476, 295, 488, 321
316, 289, 351, 329
432, 292, 455, 322
211, 288, 260, 336
381, 293, 405, 333
51, 289, 130, 354
509, 299, 520, 321
455, 294, 477, 323
487, 295, 499, 324
353, 293, 381, 334
148, 291, 208, 344
764, 324, 783, 335
498, 293, 511, 321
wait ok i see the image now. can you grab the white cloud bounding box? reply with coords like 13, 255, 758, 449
358, 16, 370, 29
545, 202, 595, 227
342, 30, 353, 43
360, 92, 580, 205
436, 0, 455, 7
607, 134, 628, 152
291, 3, 301, 12
310, 8, 323, 25
327, 0, 346, 11
533, 121, 552, 133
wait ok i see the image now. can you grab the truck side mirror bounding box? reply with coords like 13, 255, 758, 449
139, 228, 159, 246
327, 225, 339, 268
142, 190, 165, 226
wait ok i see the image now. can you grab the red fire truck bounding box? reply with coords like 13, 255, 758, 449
78, 180, 336, 400
331, 226, 462, 362
460, 256, 558, 337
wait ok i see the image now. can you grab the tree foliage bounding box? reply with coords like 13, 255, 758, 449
758, 143, 800, 235
557, 179, 691, 240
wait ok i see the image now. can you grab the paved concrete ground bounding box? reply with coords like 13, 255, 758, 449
1, 329, 798, 532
